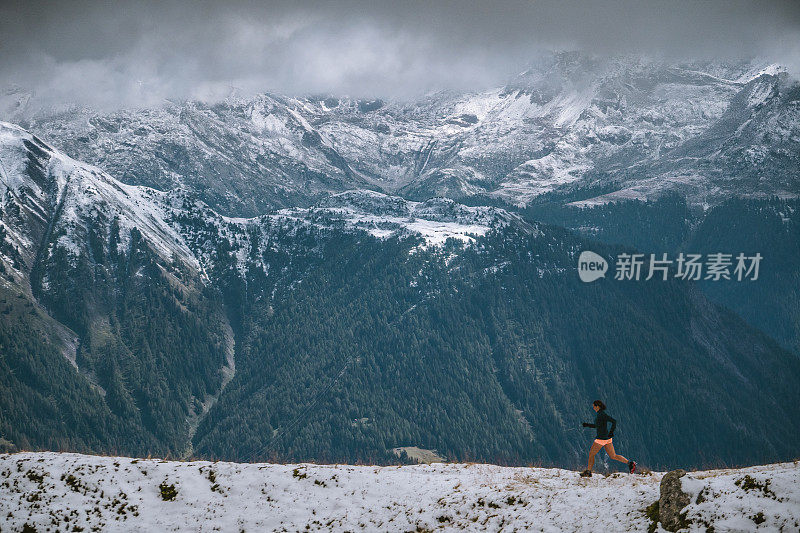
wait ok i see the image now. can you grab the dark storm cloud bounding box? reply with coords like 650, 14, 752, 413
1, 0, 798, 109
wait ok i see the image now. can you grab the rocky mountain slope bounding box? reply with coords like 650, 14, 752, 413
0, 121, 521, 458
0, 122, 233, 456
1, 452, 798, 532
2, 121, 799, 469
8, 54, 798, 216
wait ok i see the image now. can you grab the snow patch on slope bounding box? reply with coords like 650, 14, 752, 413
225, 190, 513, 247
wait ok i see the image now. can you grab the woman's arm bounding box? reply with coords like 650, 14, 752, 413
606, 413, 616, 436
582, 422, 595, 427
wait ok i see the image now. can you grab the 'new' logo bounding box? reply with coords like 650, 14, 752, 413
578, 251, 607, 282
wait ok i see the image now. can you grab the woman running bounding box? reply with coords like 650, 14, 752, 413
580, 400, 636, 477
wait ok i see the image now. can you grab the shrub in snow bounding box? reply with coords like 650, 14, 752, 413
159, 481, 178, 501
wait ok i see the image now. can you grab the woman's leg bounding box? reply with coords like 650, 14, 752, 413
603, 442, 628, 464
587, 441, 603, 471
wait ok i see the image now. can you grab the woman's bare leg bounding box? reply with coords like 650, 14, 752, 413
587, 441, 603, 471
604, 442, 628, 464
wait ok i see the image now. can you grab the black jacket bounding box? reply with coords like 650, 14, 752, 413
583, 409, 616, 440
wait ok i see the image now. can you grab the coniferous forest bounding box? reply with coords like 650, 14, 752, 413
3, 193, 798, 470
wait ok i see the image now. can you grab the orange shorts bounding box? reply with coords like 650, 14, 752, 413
594, 438, 613, 446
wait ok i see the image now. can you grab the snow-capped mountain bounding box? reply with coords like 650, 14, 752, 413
0, 121, 527, 461
10, 54, 798, 215
0, 122, 201, 289
2, 55, 800, 473
3, 119, 800, 469
0, 120, 519, 293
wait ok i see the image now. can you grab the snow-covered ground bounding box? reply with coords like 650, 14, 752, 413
1, 453, 797, 532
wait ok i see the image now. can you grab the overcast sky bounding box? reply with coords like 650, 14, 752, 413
1, 0, 799, 109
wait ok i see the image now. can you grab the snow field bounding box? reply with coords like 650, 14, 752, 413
2, 452, 798, 532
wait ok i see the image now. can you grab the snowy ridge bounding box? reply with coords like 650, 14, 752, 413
188, 190, 519, 278
1, 452, 798, 532
161, 187, 517, 282
15, 54, 798, 214
270, 190, 514, 245
1, 123, 515, 291
0, 124, 47, 277
47, 158, 199, 267
0, 121, 200, 275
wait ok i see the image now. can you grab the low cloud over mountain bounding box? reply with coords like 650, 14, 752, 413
1, 0, 799, 109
